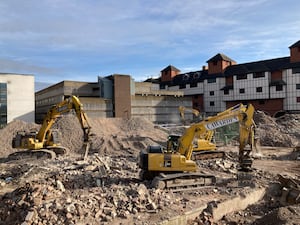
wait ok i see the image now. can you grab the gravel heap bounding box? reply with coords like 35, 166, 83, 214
0, 115, 168, 158
254, 111, 299, 147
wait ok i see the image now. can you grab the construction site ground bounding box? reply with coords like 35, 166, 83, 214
0, 112, 300, 225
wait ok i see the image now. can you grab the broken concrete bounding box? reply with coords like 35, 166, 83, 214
0, 112, 300, 224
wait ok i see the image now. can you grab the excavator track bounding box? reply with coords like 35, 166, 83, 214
8, 149, 56, 160
151, 172, 216, 191
7, 146, 68, 160
192, 150, 225, 160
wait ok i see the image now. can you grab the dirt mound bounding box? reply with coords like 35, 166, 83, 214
0, 116, 168, 157
254, 111, 297, 147
88, 116, 168, 155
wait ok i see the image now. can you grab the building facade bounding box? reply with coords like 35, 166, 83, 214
0, 73, 35, 127
35, 74, 192, 124
35, 79, 113, 123
157, 40, 300, 116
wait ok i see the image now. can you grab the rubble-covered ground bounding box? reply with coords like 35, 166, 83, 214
0, 112, 300, 225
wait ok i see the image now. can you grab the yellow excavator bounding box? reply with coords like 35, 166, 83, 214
11, 95, 92, 159
139, 103, 257, 190
178, 106, 201, 123
178, 106, 222, 159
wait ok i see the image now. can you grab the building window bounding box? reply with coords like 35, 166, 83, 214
0, 82, 7, 128
236, 74, 247, 80
210, 101, 215, 106
179, 83, 186, 89
297, 97, 300, 103
213, 61, 217, 65
293, 67, 300, 74
183, 74, 189, 81
224, 89, 229, 95
190, 82, 197, 88
209, 91, 214, 96
276, 85, 283, 91
239, 88, 245, 94
296, 84, 300, 90
193, 103, 198, 108
256, 87, 263, 92
207, 78, 216, 83
253, 72, 265, 78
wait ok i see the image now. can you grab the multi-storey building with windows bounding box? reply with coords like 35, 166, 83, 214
155, 40, 300, 116
0, 73, 35, 127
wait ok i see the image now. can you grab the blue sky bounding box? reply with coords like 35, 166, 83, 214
0, 0, 300, 88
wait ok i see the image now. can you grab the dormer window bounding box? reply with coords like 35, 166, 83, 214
253, 72, 265, 78
193, 72, 200, 79
207, 78, 216, 83
183, 74, 189, 80
236, 74, 247, 80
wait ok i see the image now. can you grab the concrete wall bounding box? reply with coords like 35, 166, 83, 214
80, 97, 113, 118
0, 73, 35, 124
131, 95, 192, 123
35, 80, 113, 123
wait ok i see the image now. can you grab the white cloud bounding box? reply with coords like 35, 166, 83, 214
0, 0, 299, 83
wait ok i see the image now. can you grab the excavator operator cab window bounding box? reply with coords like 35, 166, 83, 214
167, 135, 180, 152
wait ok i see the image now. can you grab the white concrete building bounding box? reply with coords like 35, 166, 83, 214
0, 73, 35, 127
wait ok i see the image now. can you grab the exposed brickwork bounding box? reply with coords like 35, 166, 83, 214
208, 60, 236, 74
161, 69, 179, 82
271, 70, 283, 81
226, 76, 233, 85
161, 65, 180, 82
226, 99, 284, 116
113, 75, 131, 118
192, 94, 204, 112
290, 46, 300, 63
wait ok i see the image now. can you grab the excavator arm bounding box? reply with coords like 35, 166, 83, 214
177, 103, 256, 169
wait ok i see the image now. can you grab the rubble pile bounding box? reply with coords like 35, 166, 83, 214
276, 113, 300, 144
0, 116, 168, 157
0, 155, 189, 225
254, 111, 297, 147
1, 112, 300, 224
